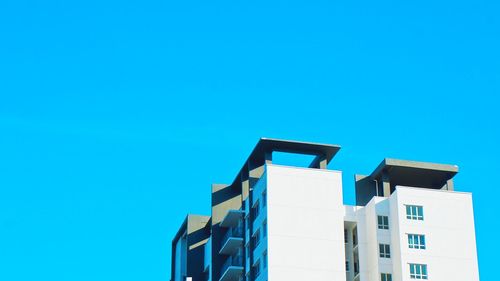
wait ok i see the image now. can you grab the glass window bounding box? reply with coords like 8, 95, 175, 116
263, 251, 267, 268
409, 264, 428, 279
353, 226, 358, 246
378, 215, 389, 230
346, 260, 350, 271
406, 205, 424, 220
379, 244, 391, 258
262, 191, 267, 207
253, 201, 260, 219
253, 260, 260, 278
344, 229, 348, 243
262, 221, 267, 237
381, 273, 392, 281
253, 230, 260, 248
408, 234, 426, 249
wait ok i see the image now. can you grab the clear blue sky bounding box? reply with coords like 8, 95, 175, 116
0, 0, 498, 280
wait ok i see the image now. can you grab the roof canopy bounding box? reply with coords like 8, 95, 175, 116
371, 158, 459, 189
230, 138, 341, 186
249, 138, 341, 167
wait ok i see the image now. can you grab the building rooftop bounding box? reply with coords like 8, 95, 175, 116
355, 158, 459, 206
370, 158, 459, 189
230, 137, 341, 186
249, 137, 341, 167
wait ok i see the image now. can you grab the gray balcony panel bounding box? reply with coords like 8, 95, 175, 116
219, 266, 243, 281
220, 210, 244, 228
219, 237, 243, 255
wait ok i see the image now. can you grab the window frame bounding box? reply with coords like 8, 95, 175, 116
252, 201, 260, 220
252, 229, 261, 248
253, 259, 261, 278
377, 215, 389, 230
409, 263, 428, 279
263, 251, 267, 269
381, 273, 392, 281
352, 226, 358, 245
379, 243, 391, 258
406, 205, 424, 220
408, 234, 426, 249
262, 191, 267, 207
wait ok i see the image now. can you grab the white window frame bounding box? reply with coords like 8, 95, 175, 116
381, 273, 392, 281
406, 205, 424, 220
379, 243, 391, 258
409, 263, 428, 279
378, 215, 389, 230
408, 234, 426, 249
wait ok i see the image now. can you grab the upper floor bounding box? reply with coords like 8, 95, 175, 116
170, 138, 476, 281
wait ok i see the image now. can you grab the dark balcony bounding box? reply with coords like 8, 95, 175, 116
219, 226, 244, 255
219, 254, 243, 281
220, 210, 244, 228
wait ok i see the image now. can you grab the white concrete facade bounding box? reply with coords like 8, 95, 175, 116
247, 165, 480, 281
265, 164, 346, 281
170, 139, 480, 281
344, 186, 479, 281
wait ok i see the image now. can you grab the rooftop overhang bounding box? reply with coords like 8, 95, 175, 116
230, 138, 341, 186
249, 138, 341, 166
370, 158, 459, 189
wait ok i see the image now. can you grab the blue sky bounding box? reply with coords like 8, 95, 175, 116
0, 0, 498, 280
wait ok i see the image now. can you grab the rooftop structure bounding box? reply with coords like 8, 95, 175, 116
170, 138, 479, 281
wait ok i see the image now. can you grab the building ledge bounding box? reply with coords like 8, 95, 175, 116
219, 237, 243, 255
219, 266, 244, 281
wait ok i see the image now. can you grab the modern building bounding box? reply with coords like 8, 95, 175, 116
170, 138, 480, 281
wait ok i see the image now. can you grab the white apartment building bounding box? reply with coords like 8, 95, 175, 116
170, 138, 480, 281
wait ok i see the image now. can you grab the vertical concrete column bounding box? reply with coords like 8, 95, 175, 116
382, 172, 391, 197
241, 169, 249, 201
318, 155, 327, 169
446, 179, 454, 191
309, 154, 327, 169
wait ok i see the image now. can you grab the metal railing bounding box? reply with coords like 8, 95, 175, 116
221, 226, 244, 249
220, 254, 243, 276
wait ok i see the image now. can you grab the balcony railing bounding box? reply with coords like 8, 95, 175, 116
219, 225, 244, 255
220, 254, 244, 278
221, 226, 244, 249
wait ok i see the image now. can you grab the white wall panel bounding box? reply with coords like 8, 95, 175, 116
266, 164, 346, 281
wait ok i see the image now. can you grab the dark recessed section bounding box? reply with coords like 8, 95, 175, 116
355, 158, 459, 206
